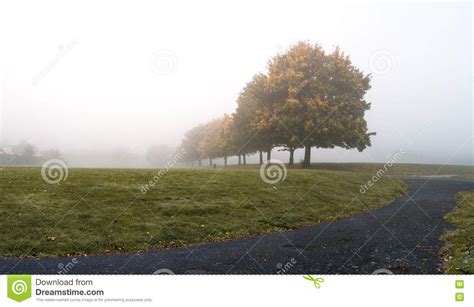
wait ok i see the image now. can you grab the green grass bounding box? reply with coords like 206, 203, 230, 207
227, 162, 474, 180
0, 167, 405, 257
307, 163, 474, 180
442, 191, 474, 274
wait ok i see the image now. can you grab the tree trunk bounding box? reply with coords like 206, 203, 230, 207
259, 151, 263, 165
303, 146, 311, 167
209, 157, 212, 167
224, 156, 227, 166
267, 150, 271, 162
198, 159, 202, 167
238, 155, 241, 165
243, 155, 246, 165
289, 148, 295, 165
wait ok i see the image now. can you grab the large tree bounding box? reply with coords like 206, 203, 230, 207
266, 42, 374, 166
232, 74, 278, 164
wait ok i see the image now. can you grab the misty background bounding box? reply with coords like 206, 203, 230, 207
0, 1, 472, 168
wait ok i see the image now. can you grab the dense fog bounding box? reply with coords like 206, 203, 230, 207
0, 1, 471, 168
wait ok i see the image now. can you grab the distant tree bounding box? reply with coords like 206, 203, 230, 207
41, 149, 63, 161
217, 114, 234, 166
19, 142, 36, 157
17, 141, 38, 164
180, 123, 207, 166
198, 118, 224, 166
146, 144, 174, 167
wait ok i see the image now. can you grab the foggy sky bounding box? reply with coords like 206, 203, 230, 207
0, 1, 472, 167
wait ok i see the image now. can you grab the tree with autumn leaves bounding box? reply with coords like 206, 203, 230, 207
179, 41, 375, 167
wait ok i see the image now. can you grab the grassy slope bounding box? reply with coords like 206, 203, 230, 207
0, 167, 405, 257
442, 192, 474, 273
308, 163, 474, 180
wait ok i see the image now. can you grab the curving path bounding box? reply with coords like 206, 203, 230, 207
1, 178, 472, 274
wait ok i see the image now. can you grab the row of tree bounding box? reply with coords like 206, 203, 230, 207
179, 41, 375, 167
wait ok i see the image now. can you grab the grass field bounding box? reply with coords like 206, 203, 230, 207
0, 166, 406, 257
308, 163, 474, 180
227, 163, 474, 179
442, 191, 474, 274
